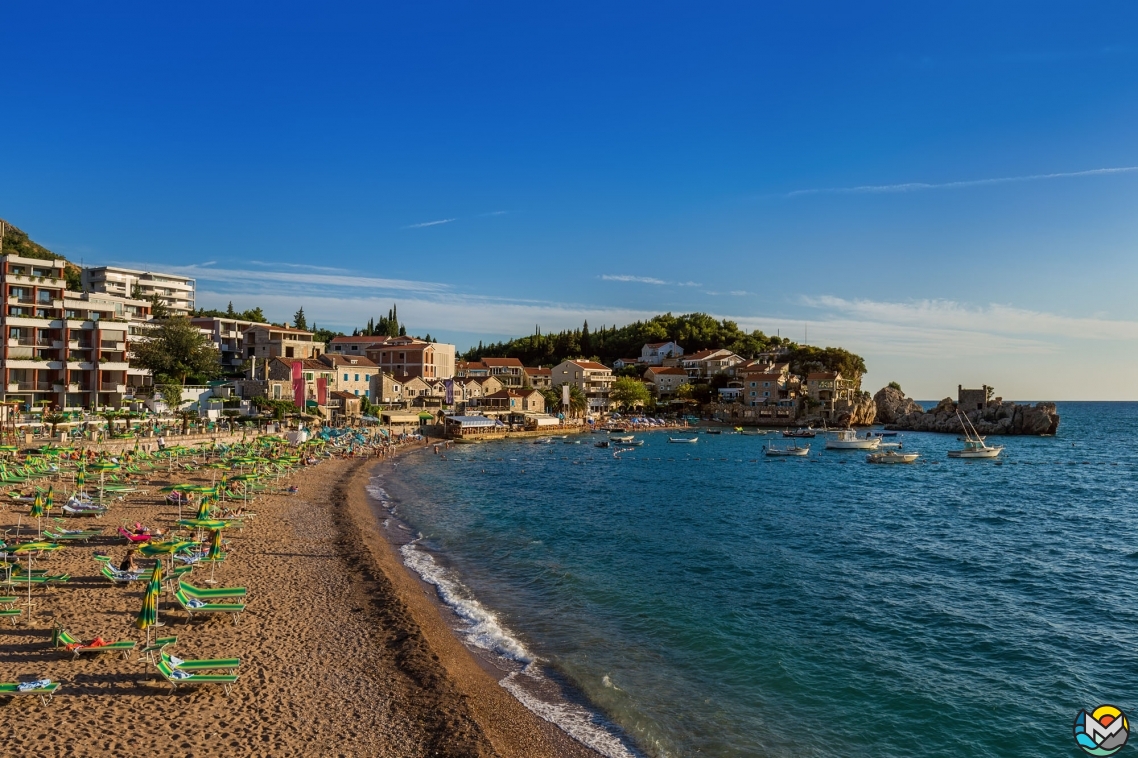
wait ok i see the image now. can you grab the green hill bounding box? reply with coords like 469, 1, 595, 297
0, 219, 83, 289
464, 312, 866, 379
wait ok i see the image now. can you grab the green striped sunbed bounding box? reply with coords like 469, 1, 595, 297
154, 658, 237, 696
160, 649, 240, 675
51, 627, 136, 660
0, 681, 59, 705
174, 588, 244, 625
0, 595, 20, 626
177, 579, 246, 601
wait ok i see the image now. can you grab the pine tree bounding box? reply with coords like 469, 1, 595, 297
398, 324, 407, 336
293, 307, 307, 331
226, 301, 236, 317
581, 320, 591, 357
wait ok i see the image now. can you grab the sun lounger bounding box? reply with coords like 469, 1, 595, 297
153, 658, 237, 695
11, 572, 70, 585
177, 579, 246, 600
139, 636, 179, 663
117, 526, 153, 543
0, 680, 59, 705
160, 649, 240, 675
0, 596, 20, 626
174, 588, 244, 624
43, 528, 101, 543
98, 561, 192, 584
51, 627, 136, 660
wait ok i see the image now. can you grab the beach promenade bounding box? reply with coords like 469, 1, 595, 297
0, 444, 595, 757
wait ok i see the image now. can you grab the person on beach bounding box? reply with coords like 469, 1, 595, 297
119, 549, 138, 573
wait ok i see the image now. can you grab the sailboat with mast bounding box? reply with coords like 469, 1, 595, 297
947, 410, 1004, 459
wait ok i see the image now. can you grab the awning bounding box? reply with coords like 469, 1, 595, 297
418, 412, 435, 420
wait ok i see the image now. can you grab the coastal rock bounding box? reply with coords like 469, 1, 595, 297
884, 399, 1059, 436
873, 386, 924, 424
834, 394, 876, 427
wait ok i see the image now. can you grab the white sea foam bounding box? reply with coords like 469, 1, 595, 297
399, 541, 533, 663
501, 671, 639, 758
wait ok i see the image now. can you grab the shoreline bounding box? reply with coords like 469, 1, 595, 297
334, 445, 605, 757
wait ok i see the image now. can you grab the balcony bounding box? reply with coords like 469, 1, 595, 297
8, 382, 33, 391
34, 382, 54, 392
100, 341, 126, 350
99, 383, 127, 393
7, 347, 33, 360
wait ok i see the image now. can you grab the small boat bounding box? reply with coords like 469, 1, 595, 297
607, 427, 630, 434
594, 440, 610, 448
613, 439, 644, 447
948, 411, 1004, 459
879, 442, 903, 449
874, 431, 898, 437
668, 437, 698, 444
764, 442, 810, 456
825, 429, 881, 450
610, 435, 635, 443
533, 438, 556, 445
704, 428, 722, 435
734, 426, 744, 432
867, 451, 920, 464
783, 428, 817, 438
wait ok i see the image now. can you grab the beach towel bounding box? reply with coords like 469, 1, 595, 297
168, 669, 192, 680
186, 598, 206, 608
169, 655, 184, 667
17, 679, 51, 691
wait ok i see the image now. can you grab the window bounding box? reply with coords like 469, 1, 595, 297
354, 374, 359, 382
304, 373, 313, 381
354, 389, 359, 396
273, 384, 281, 399
343, 373, 349, 381
285, 347, 295, 358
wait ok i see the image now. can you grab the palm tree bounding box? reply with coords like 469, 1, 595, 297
567, 384, 587, 418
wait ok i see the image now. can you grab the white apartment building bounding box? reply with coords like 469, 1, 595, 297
190, 316, 260, 376
2, 254, 152, 410
551, 359, 614, 413
82, 266, 196, 316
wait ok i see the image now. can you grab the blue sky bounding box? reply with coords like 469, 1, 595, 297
3, 2, 1138, 399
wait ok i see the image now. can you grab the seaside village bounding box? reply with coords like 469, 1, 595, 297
0, 251, 876, 443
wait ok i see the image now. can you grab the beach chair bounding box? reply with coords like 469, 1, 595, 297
177, 579, 246, 601
0, 681, 59, 705
139, 635, 179, 664
174, 588, 244, 625
0, 596, 20, 626
51, 626, 136, 660
99, 561, 191, 585
43, 526, 102, 543
160, 649, 240, 675
153, 658, 237, 696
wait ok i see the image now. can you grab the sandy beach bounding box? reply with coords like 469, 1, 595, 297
0, 446, 597, 758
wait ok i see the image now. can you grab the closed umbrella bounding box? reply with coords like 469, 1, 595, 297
86, 460, 120, 504
30, 491, 44, 538
135, 558, 161, 645
204, 528, 225, 584
75, 467, 86, 496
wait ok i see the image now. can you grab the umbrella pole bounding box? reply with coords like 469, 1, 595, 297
208, 558, 217, 584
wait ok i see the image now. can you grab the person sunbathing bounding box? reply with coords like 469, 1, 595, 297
119, 549, 138, 573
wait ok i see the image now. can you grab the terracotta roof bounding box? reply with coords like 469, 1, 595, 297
483, 389, 542, 399
524, 367, 552, 376
568, 360, 610, 371
480, 357, 524, 367
272, 357, 328, 371
645, 341, 677, 348
647, 366, 687, 376
685, 349, 721, 360
330, 335, 389, 344
743, 372, 784, 382
330, 390, 357, 400
321, 354, 379, 368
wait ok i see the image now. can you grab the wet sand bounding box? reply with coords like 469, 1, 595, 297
0, 451, 596, 757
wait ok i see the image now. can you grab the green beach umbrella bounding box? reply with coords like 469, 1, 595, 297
136, 558, 161, 644
75, 467, 86, 494
10, 541, 62, 612
30, 491, 44, 538
204, 528, 225, 584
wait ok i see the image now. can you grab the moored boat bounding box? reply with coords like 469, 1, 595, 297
668, 437, 698, 444
948, 411, 1004, 459
764, 442, 810, 457
783, 427, 817, 438
825, 429, 881, 450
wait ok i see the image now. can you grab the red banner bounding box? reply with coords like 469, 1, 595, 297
316, 377, 327, 406
292, 361, 305, 408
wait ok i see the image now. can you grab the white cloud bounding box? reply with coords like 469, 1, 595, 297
403, 218, 456, 229
786, 165, 1138, 197
600, 275, 703, 287
136, 264, 452, 294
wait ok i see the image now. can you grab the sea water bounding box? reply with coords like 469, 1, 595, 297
374, 402, 1138, 757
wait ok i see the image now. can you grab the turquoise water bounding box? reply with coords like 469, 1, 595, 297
377, 403, 1138, 757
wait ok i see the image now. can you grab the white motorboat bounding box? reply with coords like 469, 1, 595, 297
866, 451, 920, 464
764, 442, 810, 457
825, 429, 881, 450
610, 435, 635, 443
948, 411, 1004, 459
668, 437, 698, 444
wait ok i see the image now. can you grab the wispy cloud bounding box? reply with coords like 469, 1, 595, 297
786, 166, 1138, 198
112, 262, 451, 294
403, 218, 456, 229
601, 275, 703, 287
601, 274, 667, 285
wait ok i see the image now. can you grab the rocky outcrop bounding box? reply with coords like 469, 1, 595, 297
884, 396, 1059, 436
834, 394, 876, 427
873, 386, 923, 424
